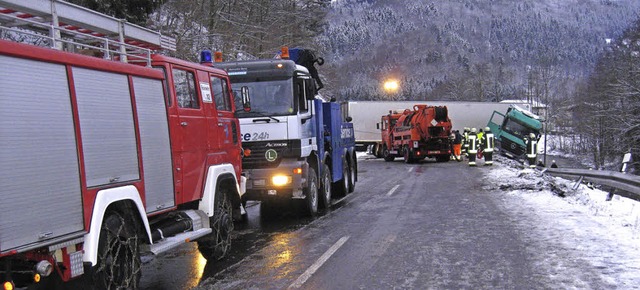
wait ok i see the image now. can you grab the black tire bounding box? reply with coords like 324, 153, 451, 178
383, 145, 394, 162
403, 146, 412, 164
93, 210, 141, 290
320, 163, 332, 210
332, 158, 349, 197
198, 189, 234, 260
301, 167, 319, 217
348, 155, 356, 193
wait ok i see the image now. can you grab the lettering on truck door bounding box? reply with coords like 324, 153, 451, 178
171, 66, 208, 204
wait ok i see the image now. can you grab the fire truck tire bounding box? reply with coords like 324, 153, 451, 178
198, 189, 234, 260
300, 167, 319, 217
333, 158, 349, 197
93, 210, 141, 290
320, 163, 332, 210
348, 156, 356, 193
383, 145, 394, 162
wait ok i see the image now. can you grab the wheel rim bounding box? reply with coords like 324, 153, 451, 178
309, 172, 318, 212
322, 165, 331, 207
343, 162, 349, 193
350, 162, 356, 185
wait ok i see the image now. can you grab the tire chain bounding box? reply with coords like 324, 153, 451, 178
96, 214, 141, 290
212, 192, 233, 258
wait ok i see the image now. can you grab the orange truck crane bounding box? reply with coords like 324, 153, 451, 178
378, 105, 453, 163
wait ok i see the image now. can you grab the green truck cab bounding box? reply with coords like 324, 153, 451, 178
487, 105, 543, 159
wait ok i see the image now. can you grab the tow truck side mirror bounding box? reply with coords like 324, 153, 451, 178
346, 116, 352, 122
241, 86, 251, 112
376, 123, 380, 130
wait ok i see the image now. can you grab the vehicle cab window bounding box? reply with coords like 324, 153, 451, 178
172, 69, 199, 109
211, 75, 232, 112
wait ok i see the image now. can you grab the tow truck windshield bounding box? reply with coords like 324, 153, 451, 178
233, 78, 295, 117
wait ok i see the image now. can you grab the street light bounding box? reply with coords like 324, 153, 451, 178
383, 79, 399, 93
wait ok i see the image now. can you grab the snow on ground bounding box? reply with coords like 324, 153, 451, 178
484, 156, 640, 288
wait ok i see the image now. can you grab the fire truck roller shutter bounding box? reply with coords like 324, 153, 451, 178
132, 76, 175, 213
1, 55, 84, 251
73, 68, 139, 187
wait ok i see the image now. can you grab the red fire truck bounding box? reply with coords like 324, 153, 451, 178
0, 1, 246, 289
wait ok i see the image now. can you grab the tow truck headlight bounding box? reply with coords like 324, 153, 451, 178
272, 175, 292, 186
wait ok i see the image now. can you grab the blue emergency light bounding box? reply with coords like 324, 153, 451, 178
200, 50, 213, 64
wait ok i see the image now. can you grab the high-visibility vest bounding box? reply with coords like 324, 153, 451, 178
484, 133, 494, 153
526, 137, 537, 158
468, 134, 477, 154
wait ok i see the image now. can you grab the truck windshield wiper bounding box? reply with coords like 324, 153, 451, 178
248, 111, 280, 123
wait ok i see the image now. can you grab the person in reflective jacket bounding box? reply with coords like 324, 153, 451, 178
468, 128, 478, 166
483, 127, 495, 166
524, 132, 537, 168
462, 127, 470, 158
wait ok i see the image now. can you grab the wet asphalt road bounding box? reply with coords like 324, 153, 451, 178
138, 154, 621, 289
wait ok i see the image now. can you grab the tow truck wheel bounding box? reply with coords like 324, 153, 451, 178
333, 158, 349, 197
198, 189, 233, 260
301, 167, 319, 217
348, 156, 356, 193
320, 163, 332, 210
93, 210, 141, 290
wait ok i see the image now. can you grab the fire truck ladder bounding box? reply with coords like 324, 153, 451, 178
0, 0, 176, 66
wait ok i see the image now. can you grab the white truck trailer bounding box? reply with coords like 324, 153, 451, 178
348, 101, 532, 152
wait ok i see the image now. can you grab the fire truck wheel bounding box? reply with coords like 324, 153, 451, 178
301, 167, 319, 217
320, 163, 332, 210
383, 145, 394, 162
348, 156, 356, 193
198, 189, 234, 260
94, 210, 141, 290
332, 158, 349, 197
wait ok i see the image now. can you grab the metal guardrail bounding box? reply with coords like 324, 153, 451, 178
543, 167, 640, 202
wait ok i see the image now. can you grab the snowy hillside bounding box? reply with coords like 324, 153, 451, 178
318, 0, 640, 103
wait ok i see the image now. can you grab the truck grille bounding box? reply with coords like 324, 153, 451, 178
242, 140, 301, 169
499, 138, 525, 157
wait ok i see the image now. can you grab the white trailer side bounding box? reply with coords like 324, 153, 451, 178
348, 101, 532, 149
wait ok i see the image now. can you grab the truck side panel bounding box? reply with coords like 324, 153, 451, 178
0, 55, 84, 252
132, 76, 175, 213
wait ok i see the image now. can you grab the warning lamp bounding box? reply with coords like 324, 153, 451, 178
3, 281, 15, 290
34, 274, 41, 283
199, 50, 213, 64
293, 168, 303, 174
214, 51, 223, 62
244, 148, 252, 157
281, 46, 290, 59
276, 63, 284, 69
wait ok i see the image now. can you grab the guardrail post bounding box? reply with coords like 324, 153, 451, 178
606, 152, 632, 201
